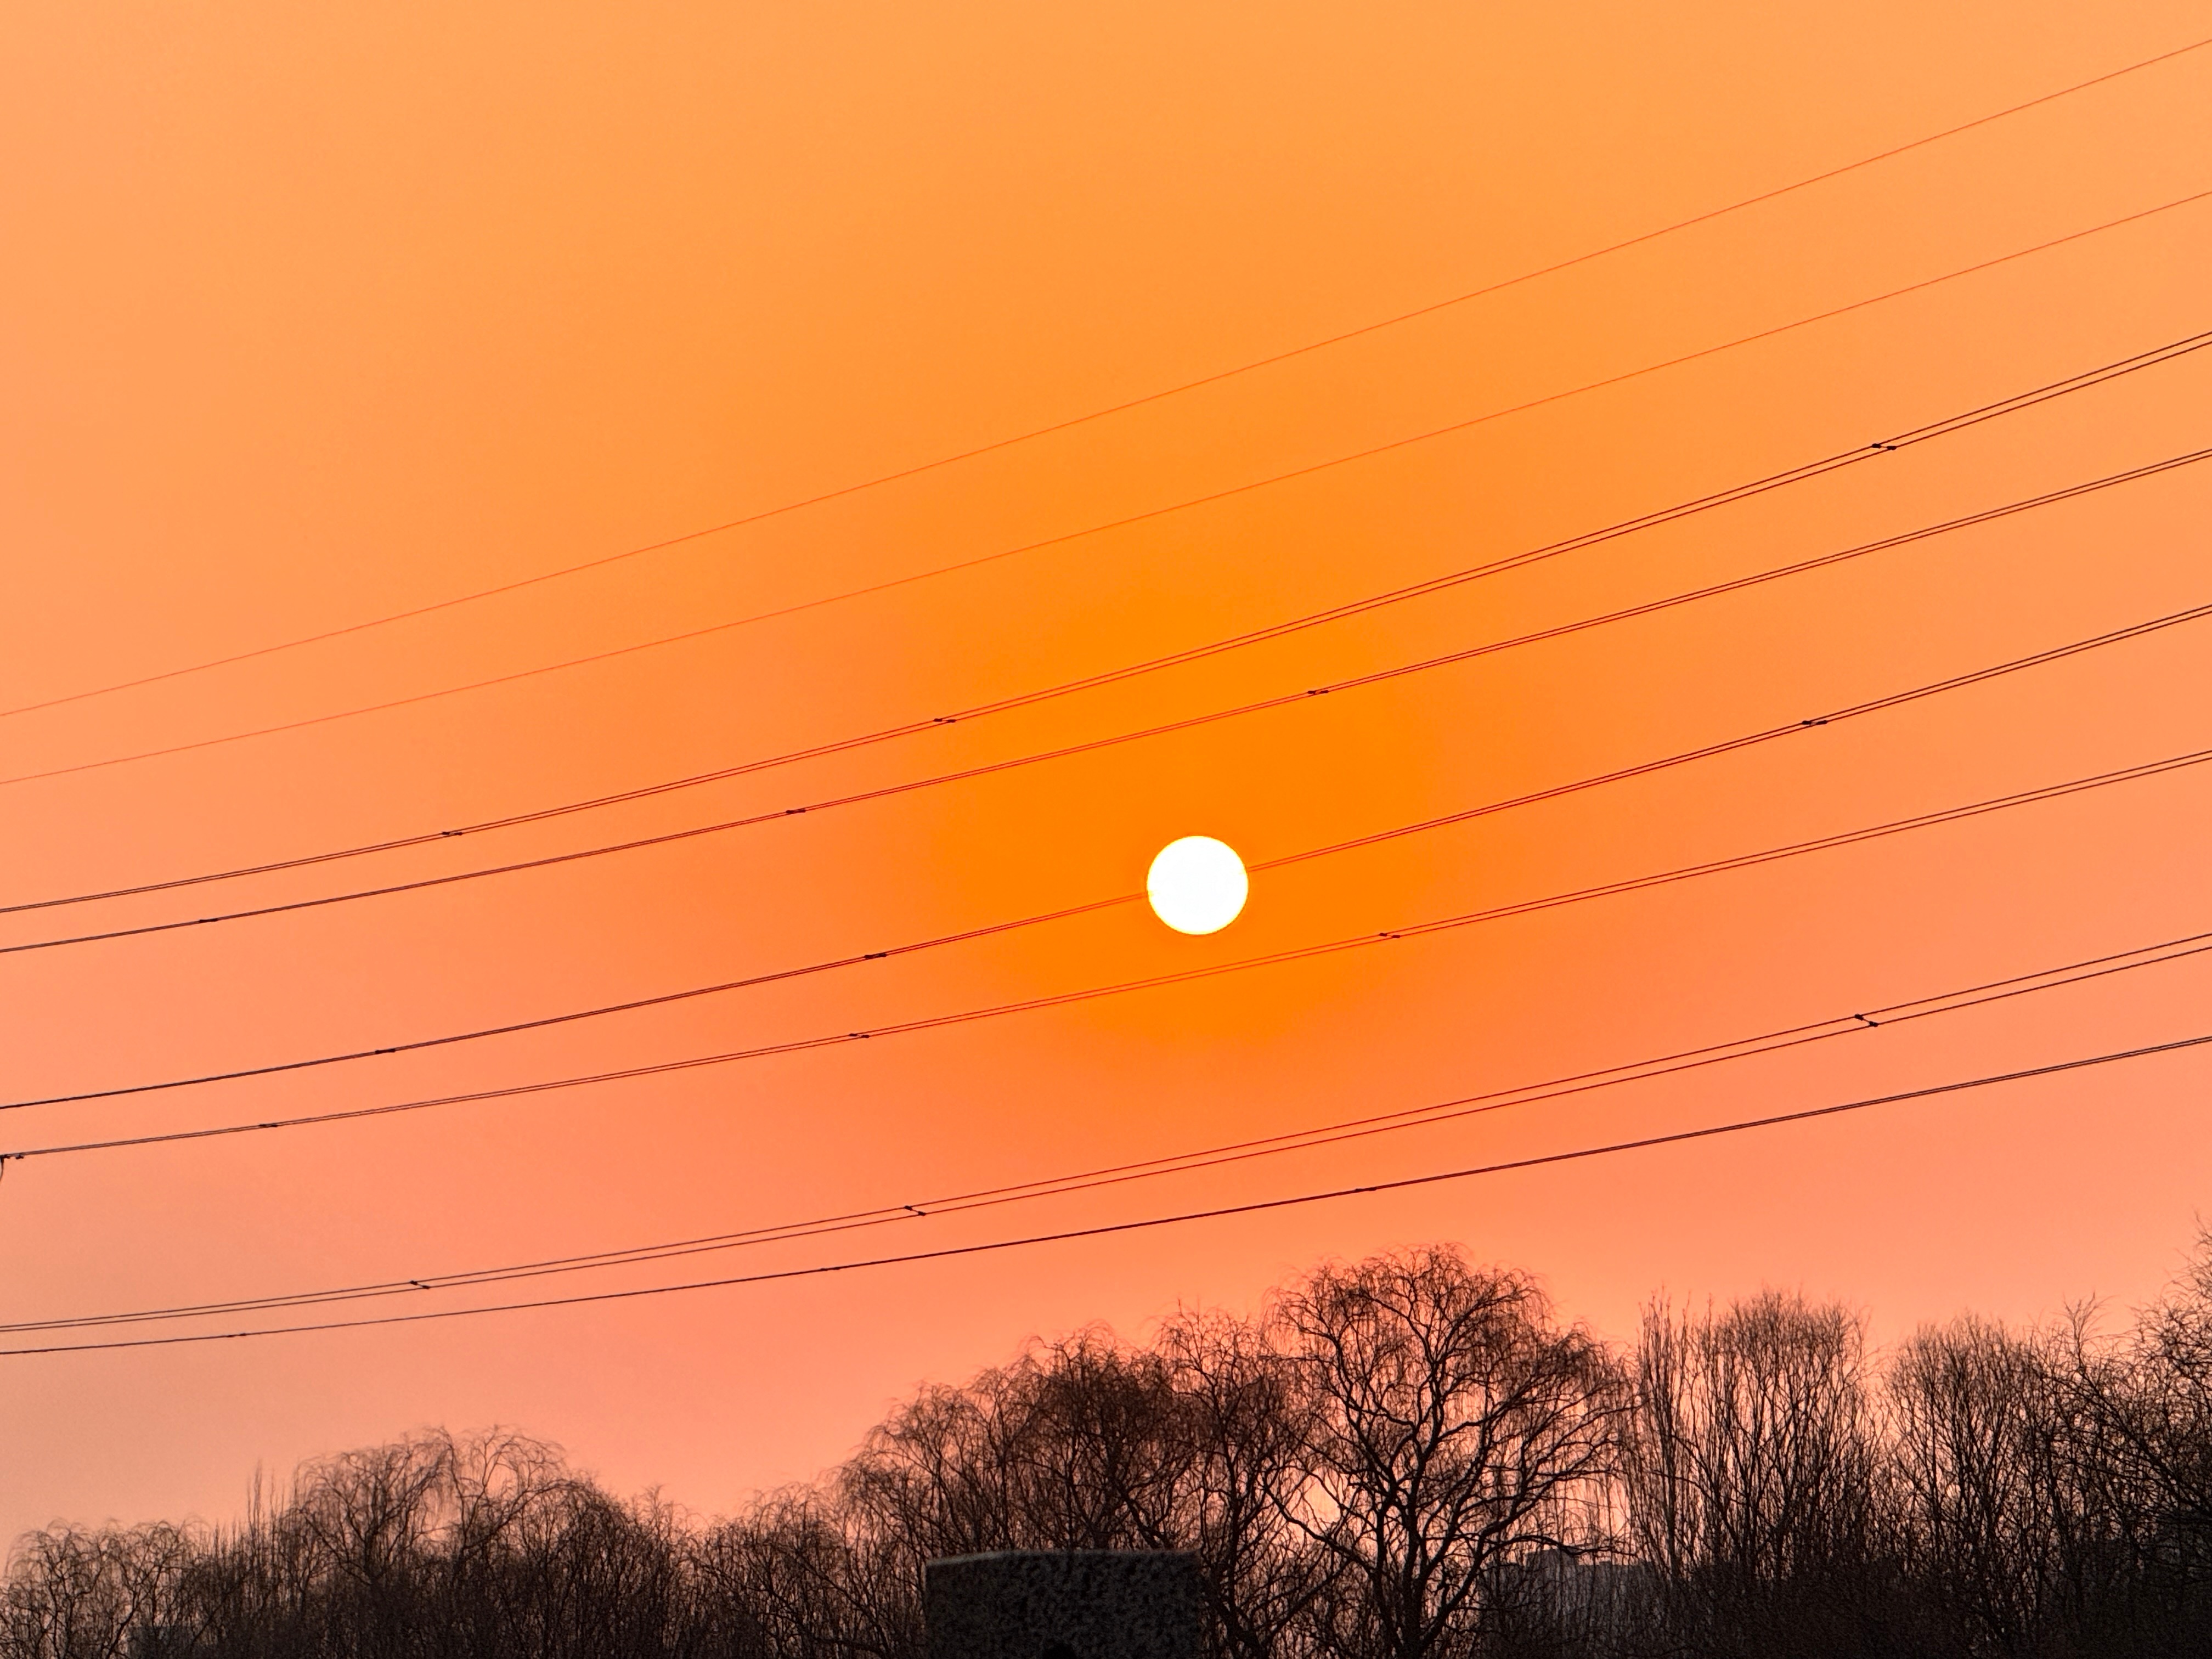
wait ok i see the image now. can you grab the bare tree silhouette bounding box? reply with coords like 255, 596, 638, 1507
8, 1239, 2212, 1658
1268, 1249, 1623, 1659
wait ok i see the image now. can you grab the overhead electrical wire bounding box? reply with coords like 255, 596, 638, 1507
10, 923, 2210, 1336
10, 735, 2211, 1154
12, 548, 2212, 1108
9, 325, 2210, 929
9, 42, 2209, 1365
8, 1026, 2208, 1356
7, 204, 2211, 802
9, 446, 2206, 963
5, 30, 2204, 732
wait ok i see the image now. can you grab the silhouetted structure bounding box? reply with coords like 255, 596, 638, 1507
926, 1551, 1201, 1659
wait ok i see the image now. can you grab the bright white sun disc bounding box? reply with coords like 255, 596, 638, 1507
1147, 836, 1249, 935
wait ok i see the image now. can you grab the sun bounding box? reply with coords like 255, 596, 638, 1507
1147, 836, 1249, 935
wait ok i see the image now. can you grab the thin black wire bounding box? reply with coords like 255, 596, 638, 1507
6, 31, 2204, 732
12, 923, 2209, 1335
12, 444, 2206, 963
9, 1027, 2207, 1356
11, 532, 2211, 1110
9, 323, 2211, 929
8, 197, 2205, 801
10, 737, 2210, 1152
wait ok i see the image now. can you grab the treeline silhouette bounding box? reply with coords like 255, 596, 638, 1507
8, 1240, 2211, 1658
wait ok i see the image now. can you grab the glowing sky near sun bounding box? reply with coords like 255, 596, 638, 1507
0, 0, 2208, 1544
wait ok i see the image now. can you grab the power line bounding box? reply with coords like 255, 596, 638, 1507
6, 32, 2204, 732
11, 548, 2211, 1107
11, 736, 2210, 1148
10, 324, 2210, 927
8, 203, 2210, 805
10, 923, 2209, 1336
10, 445, 2204, 963
9, 1025, 2207, 1356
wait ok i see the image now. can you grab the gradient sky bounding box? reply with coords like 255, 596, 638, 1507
2, 0, 2209, 1544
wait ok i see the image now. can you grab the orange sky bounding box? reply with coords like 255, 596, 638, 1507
2, 0, 2209, 1542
